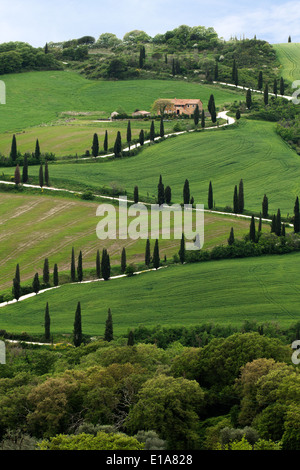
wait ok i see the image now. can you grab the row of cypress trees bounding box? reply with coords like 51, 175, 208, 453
14, 160, 50, 186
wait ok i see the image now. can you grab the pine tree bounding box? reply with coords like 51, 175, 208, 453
238, 179, 244, 213
258, 71, 263, 90
273, 79, 278, 97
165, 185, 171, 204
114, 131, 122, 157
183, 179, 190, 205
246, 89, 252, 109
160, 117, 164, 138
53, 263, 59, 287
249, 215, 256, 242
71, 247, 76, 282
22, 155, 28, 183
288, 36, 291, 43
12, 277, 21, 301
44, 43, 49, 54
262, 194, 268, 218
139, 129, 144, 146
104, 130, 108, 152
73, 301, 82, 347
150, 120, 155, 141
280, 77, 285, 96
101, 248, 111, 280
157, 175, 165, 205
228, 227, 235, 245
233, 185, 239, 213
35, 139, 41, 160
193, 104, 200, 126
275, 208, 281, 236
264, 83, 269, 105
179, 233, 185, 264
208, 181, 213, 210
96, 250, 101, 278
153, 239, 160, 269
127, 120, 132, 150
104, 308, 113, 342
121, 247, 126, 274
134, 185, 139, 203
145, 238, 151, 266
14, 164, 21, 186
10, 135, 17, 162
294, 196, 300, 233
77, 250, 83, 282
45, 160, 49, 186
44, 302, 50, 341
32, 273, 40, 294
43, 258, 50, 285
127, 330, 134, 346
39, 164, 44, 188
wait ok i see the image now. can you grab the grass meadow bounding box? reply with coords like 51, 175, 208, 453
273, 43, 300, 83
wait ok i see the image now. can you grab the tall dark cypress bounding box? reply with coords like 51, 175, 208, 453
33, 273, 40, 294
228, 227, 235, 245
127, 120, 132, 150
15, 264, 20, 284
139, 129, 145, 146
271, 214, 276, 233
273, 79, 278, 97
96, 250, 101, 278
22, 155, 28, 183
262, 194, 268, 218
294, 196, 300, 233
280, 77, 285, 96
264, 83, 269, 105
179, 233, 185, 264
77, 250, 83, 282
153, 239, 160, 269
39, 164, 44, 188
114, 131, 122, 157
246, 89, 252, 109
275, 209, 281, 236
73, 301, 82, 347
160, 117, 164, 138
101, 248, 111, 280
43, 258, 50, 285
134, 185, 139, 203
201, 109, 205, 128
10, 135, 17, 162
150, 120, 155, 141
104, 308, 113, 342
157, 175, 165, 205
35, 139, 41, 160
12, 277, 21, 301
14, 165, 21, 186
145, 238, 151, 267
258, 213, 262, 232
249, 215, 256, 242
238, 179, 244, 214
92, 133, 99, 158
45, 302, 50, 341
45, 160, 49, 186
121, 247, 126, 274
233, 185, 239, 213
53, 263, 59, 287
258, 71, 263, 90
165, 185, 171, 204
208, 181, 213, 210
71, 247, 76, 282
193, 104, 200, 126
104, 130, 108, 152
183, 179, 190, 205
208, 95, 216, 123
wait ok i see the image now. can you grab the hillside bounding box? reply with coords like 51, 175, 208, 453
273, 42, 300, 83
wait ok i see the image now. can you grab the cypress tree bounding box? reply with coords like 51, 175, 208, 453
249, 215, 256, 242
73, 301, 82, 347
165, 185, 171, 204
271, 214, 276, 233
53, 263, 59, 287
193, 104, 200, 126
275, 209, 281, 236
45, 302, 50, 341
14, 164, 21, 186
201, 109, 205, 128
233, 185, 239, 213
77, 250, 83, 282
12, 277, 21, 301
236, 109, 241, 120
114, 131, 122, 157
71, 247, 76, 282
101, 248, 111, 280
10, 135, 17, 162
32, 273, 40, 294
208, 181, 213, 210
273, 79, 278, 97
92, 133, 99, 158
238, 179, 244, 213
157, 175, 165, 205
22, 155, 28, 183
35, 139, 41, 160
153, 239, 160, 269
258, 213, 262, 232
183, 179, 190, 205
43, 258, 50, 285
15, 264, 20, 284
288, 36, 292, 43
208, 95, 216, 123
160, 117, 164, 138
44, 160, 49, 186
246, 89, 252, 109
44, 43, 49, 54
208, 94, 214, 114
145, 238, 151, 266
126, 120, 132, 150
127, 330, 134, 346
264, 83, 269, 105
134, 185, 139, 203
39, 164, 44, 188
104, 130, 108, 152
262, 194, 268, 218
258, 71, 263, 90
139, 129, 144, 146
282, 224, 286, 237
150, 120, 155, 141
228, 227, 235, 245
104, 308, 113, 342
294, 196, 300, 233
121, 247, 126, 274
96, 250, 101, 278
179, 233, 185, 264
280, 77, 285, 95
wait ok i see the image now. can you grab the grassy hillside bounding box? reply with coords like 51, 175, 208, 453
273, 43, 300, 83
25, 119, 300, 215
1, 252, 300, 336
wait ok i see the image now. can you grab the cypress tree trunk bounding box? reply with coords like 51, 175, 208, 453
145, 238, 151, 266
104, 308, 113, 342
179, 233, 185, 264
77, 250, 83, 282
73, 301, 82, 347
153, 239, 160, 269
71, 247, 76, 282
53, 263, 59, 286
45, 302, 50, 341
121, 247, 126, 274
96, 250, 101, 278
294, 196, 300, 233
92, 133, 99, 158
208, 181, 213, 210
43, 258, 50, 285
228, 227, 235, 245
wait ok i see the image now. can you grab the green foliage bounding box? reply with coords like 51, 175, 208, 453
38, 431, 144, 450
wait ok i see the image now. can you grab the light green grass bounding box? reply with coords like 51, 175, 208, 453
273, 43, 300, 83
26, 119, 300, 215
1, 252, 300, 336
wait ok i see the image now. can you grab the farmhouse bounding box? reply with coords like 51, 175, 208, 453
132, 110, 151, 117
165, 98, 203, 116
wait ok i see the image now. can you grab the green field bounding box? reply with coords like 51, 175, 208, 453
273, 43, 300, 83
25, 119, 300, 215
1, 252, 300, 336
